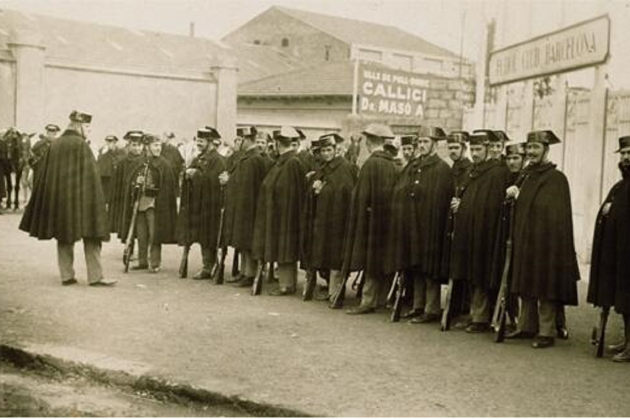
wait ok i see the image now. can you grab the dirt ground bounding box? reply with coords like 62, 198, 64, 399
0, 211, 629, 416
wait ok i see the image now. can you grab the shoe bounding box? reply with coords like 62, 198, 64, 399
556, 327, 569, 339
226, 274, 244, 284
192, 270, 212, 280
612, 348, 630, 363
269, 288, 295, 296
505, 330, 536, 340
402, 309, 424, 319
131, 264, 148, 271
454, 320, 472, 330
148, 267, 160, 274
410, 313, 440, 324
62, 278, 78, 286
532, 335, 555, 349
346, 306, 375, 315
89, 279, 117, 287
607, 342, 627, 354
314, 293, 330, 301
232, 277, 254, 288
466, 322, 490, 333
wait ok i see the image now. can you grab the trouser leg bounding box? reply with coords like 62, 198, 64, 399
471, 285, 491, 323
241, 251, 257, 277
518, 297, 539, 334
538, 299, 558, 338
328, 270, 343, 303
136, 211, 149, 266
201, 245, 216, 272
83, 239, 103, 284
413, 274, 426, 312
361, 274, 383, 309
556, 304, 566, 329
425, 277, 441, 316
56, 241, 75, 282
277, 262, 297, 291
145, 209, 161, 268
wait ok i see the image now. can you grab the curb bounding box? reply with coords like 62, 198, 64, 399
0, 343, 313, 417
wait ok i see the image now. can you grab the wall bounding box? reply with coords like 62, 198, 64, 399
0, 60, 15, 127
223, 8, 350, 65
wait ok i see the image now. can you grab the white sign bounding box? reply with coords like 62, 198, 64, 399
489, 15, 610, 86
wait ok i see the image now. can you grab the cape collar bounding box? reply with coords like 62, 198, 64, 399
276, 149, 297, 166
370, 150, 394, 161
470, 158, 501, 178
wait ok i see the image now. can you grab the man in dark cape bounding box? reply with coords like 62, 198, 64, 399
120, 134, 178, 273
28, 124, 60, 186
588, 135, 630, 362
96, 135, 125, 207
386, 127, 454, 323
252, 126, 306, 295
176, 127, 226, 280
19, 111, 114, 286
295, 129, 319, 174
221, 126, 270, 287
449, 131, 509, 332
160, 133, 184, 195
108, 131, 145, 239
301, 133, 356, 302
507, 130, 580, 349
342, 124, 398, 314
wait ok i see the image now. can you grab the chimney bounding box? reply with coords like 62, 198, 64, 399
189, 22, 195, 37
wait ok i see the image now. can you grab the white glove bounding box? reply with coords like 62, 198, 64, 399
506, 185, 520, 200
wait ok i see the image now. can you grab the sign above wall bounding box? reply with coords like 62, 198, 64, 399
357, 63, 429, 118
488, 15, 610, 86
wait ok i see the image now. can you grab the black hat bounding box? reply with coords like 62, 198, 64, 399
527, 130, 561, 145
383, 138, 399, 155
237, 126, 258, 138
469, 133, 493, 146
401, 135, 418, 146
69, 110, 92, 124
45, 124, 60, 132
417, 126, 446, 140
198, 127, 221, 140
505, 141, 526, 156
296, 128, 307, 140
318, 133, 343, 148
472, 129, 501, 143
615, 136, 630, 153
493, 130, 510, 142
142, 134, 160, 145
105, 135, 118, 143
447, 131, 470, 144
124, 130, 144, 142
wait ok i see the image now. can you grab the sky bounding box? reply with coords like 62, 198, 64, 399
1, 0, 629, 87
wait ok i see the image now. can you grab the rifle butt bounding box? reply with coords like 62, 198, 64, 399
251, 262, 264, 296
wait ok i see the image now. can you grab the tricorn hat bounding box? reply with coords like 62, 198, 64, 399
295, 128, 307, 141
45, 124, 60, 132
198, 126, 221, 141
318, 133, 343, 148
447, 131, 470, 145
417, 126, 446, 141
275, 126, 300, 140
527, 130, 561, 145
142, 134, 160, 145
469, 132, 493, 146
123, 130, 144, 142
401, 135, 418, 146
69, 110, 92, 124
472, 129, 501, 143
615, 135, 630, 153
363, 123, 395, 139
237, 126, 258, 138
493, 130, 510, 142
505, 141, 526, 156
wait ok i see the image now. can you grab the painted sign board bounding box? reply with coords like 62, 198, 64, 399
488, 15, 610, 86
358, 63, 429, 118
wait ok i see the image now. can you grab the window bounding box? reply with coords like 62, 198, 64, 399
281, 38, 289, 48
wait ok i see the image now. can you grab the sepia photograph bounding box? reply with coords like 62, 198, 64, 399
0, 0, 629, 417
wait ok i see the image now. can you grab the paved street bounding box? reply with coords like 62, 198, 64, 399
0, 211, 628, 416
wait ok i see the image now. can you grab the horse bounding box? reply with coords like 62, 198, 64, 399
0, 128, 33, 210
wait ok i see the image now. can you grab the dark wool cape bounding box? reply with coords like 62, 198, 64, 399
301, 156, 356, 270
19, 129, 109, 243
252, 150, 306, 264
223, 147, 270, 251
588, 177, 630, 313
118, 155, 178, 245
108, 153, 141, 238
385, 154, 454, 277
342, 150, 398, 277
449, 159, 508, 288
176, 149, 226, 247
510, 163, 580, 305
97, 148, 125, 205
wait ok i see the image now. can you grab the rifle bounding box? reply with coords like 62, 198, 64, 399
178, 177, 191, 278
210, 186, 226, 284
591, 306, 610, 358
123, 160, 150, 272
330, 270, 360, 309
389, 272, 404, 323
251, 261, 264, 296
491, 199, 516, 343
352, 271, 365, 299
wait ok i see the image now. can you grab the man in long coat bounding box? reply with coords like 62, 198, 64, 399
19, 111, 114, 286
449, 131, 508, 332
221, 126, 270, 287
252, 126, 306, 295
507, 130, 580, 349
96, 135, 125, 207
121, 134, 178, 273
342, 124, 398, 314
176, 127, 226, 280
588, 135, 630, 362
160, 132, 185, 194
301, 133, 356, 302
387, 126, 454, 323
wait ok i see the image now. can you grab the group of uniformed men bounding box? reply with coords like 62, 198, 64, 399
17, 110, 630, 362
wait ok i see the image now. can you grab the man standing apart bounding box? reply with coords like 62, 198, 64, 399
20, 111, 114, 286
507, 130, 579, 348
342, 124, 398, 314
588, 135, 630, 362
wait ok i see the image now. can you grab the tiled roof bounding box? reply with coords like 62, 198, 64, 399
275, 6, 459, 59
0, 8, 299, 82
